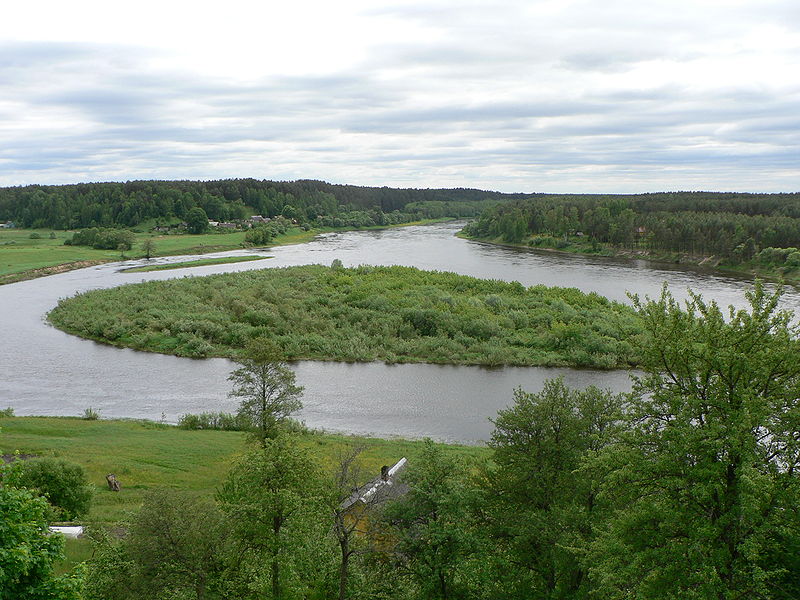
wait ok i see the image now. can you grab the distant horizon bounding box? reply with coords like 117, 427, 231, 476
2, 176, 799, 197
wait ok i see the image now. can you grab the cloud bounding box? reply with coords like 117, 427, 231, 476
1, 0, 799, 192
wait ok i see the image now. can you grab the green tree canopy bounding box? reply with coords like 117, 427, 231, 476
229, 338, 304, 446
590, 283, 800, 599
185, 206, 209, 234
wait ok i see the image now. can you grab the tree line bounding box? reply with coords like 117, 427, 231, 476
462, 191, 800, 261
0, 179, 517, 230
5, 282, 800, 599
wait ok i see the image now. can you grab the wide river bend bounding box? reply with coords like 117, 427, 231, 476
2, 222, 797, 443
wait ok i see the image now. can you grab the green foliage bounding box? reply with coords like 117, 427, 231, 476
65, 227, 135, 250
0, 406, 14, 418
229, 338, 304, 446
7, 457, 94, 521
244, 224, 274, 245
185, 206, 209, 234
463, 192, 800, 259
382, 439, 483, 600
217, 436, 334, 599
177, 411, 250, 431
48, 265, 643, 369
590, 283, 800, 599
0, 485, 84, 599
29, 231, 42, 239
486, 380, 624, 599
82, 407, 99, 420
83, 489, 231, 600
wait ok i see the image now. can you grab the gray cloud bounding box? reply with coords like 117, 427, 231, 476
1, 0, 799, 194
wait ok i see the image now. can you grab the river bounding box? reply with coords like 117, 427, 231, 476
2, 222, 796, 443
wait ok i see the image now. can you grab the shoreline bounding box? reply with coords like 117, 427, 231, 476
0, 218, 454, 286
458, 232, 800, 287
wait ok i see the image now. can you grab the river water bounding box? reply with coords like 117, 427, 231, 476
2, 222, 796, 443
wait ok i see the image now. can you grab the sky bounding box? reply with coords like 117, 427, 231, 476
1, 0, 798, 193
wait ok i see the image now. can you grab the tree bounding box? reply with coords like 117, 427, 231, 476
185, 206, 209, 234
0, 485, 84, 600
229, 338, 304, 446
382, 439, 480, 600
328, 445, 370, 600
140, 237, 156, 260
590, 283, 800, 599
84, 489, 231, 600
485, 379, 623, 599
8, 457, 93, 521
217, 436, 332, 600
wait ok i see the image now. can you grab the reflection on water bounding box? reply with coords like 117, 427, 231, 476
1, 222, 797, 443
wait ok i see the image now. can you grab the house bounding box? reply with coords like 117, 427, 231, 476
1, 221, 15, 228
341, 458, 408, 514
249, 215, 270, 224
217, 222, 237, 229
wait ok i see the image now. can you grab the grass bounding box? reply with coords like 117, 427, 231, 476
123, 255, 269, 273
49, 264, 644, 368
0, 219, 454, 285
0, 227, 311, 284
0, 416, 489, 525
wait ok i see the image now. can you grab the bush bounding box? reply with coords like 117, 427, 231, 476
29, 232, 42, 239
0, 406, 14, 418
82, 407, 100, 420
9, 458, 94, 520
178, 411, 249, 431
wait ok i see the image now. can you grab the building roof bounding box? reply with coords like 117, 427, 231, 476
340, 457, 408, 511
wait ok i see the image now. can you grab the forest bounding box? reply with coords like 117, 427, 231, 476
461, 191, 800, 263
47, 264, 643, 369
5, 283, 800, 599
0, 179, 517, 230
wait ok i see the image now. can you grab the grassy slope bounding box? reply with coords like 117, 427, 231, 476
0, 416, 488, 524
0, 416, 487, 574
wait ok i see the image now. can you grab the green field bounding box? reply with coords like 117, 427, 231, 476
0, 415, 488, 574
0, 227, 315, 283
0, 416, 488, 524
49, 264, 644, 368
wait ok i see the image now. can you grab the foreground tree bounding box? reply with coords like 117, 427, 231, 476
0, 485, 84, 600
229, 338, 304, 446
383, 439, 481, 600
84, 489, 230, 600
217, 436, 332, 600
485, 379, 624, 599
590, 283, 800, 599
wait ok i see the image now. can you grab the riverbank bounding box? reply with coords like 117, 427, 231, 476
458, 231, 800, 286
0, 219, 453, 285
122, 255, 269, 273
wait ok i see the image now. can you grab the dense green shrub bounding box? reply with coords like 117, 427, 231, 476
9, 457, 93, 520
49, 265, 644, 368
178, 411, 250, 431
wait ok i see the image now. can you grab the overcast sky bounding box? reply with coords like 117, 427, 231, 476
1, 0, 798, 193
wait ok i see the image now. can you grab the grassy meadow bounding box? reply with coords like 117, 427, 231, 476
0, 416, 488, 523
0, 416, 488, 573
0, 226, 314, 284
49, 264, 644, 368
